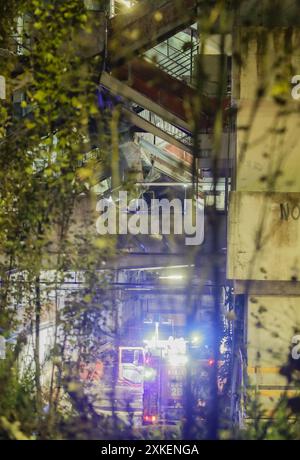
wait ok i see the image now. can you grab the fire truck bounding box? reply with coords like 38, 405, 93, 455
117, 336, 188, 425
82, 331, 220, 426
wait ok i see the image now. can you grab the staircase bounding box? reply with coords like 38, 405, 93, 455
144, 29, 199, 85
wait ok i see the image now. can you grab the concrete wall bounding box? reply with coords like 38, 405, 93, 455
228, 26, 300, 413
247, 295, 300, 411
235, 28, 300, 192
228, 28, 300, 280
228, 192, 300, 281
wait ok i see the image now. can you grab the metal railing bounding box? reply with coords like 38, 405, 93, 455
144, 30, 199, 85
138, 109, 193, 148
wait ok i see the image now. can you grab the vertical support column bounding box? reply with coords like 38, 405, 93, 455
110, 0, 115, 18
0, 76, 6, 100
228, 24, 300, 414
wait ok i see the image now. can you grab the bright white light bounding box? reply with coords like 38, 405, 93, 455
119, 0, 134, 7
159, 275, 183, 281
143, 336, 157, 348
126, 288, 151, 291
144, 368, 156, 380
191, 333, 204, 345
168, 354, 188, 366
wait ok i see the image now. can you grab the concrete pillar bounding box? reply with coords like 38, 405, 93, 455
228, 25, 300, 413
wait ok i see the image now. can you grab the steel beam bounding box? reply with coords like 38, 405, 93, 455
100, 71, 191, 133
112, 58, 223, 124
122, 107, 193, 153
